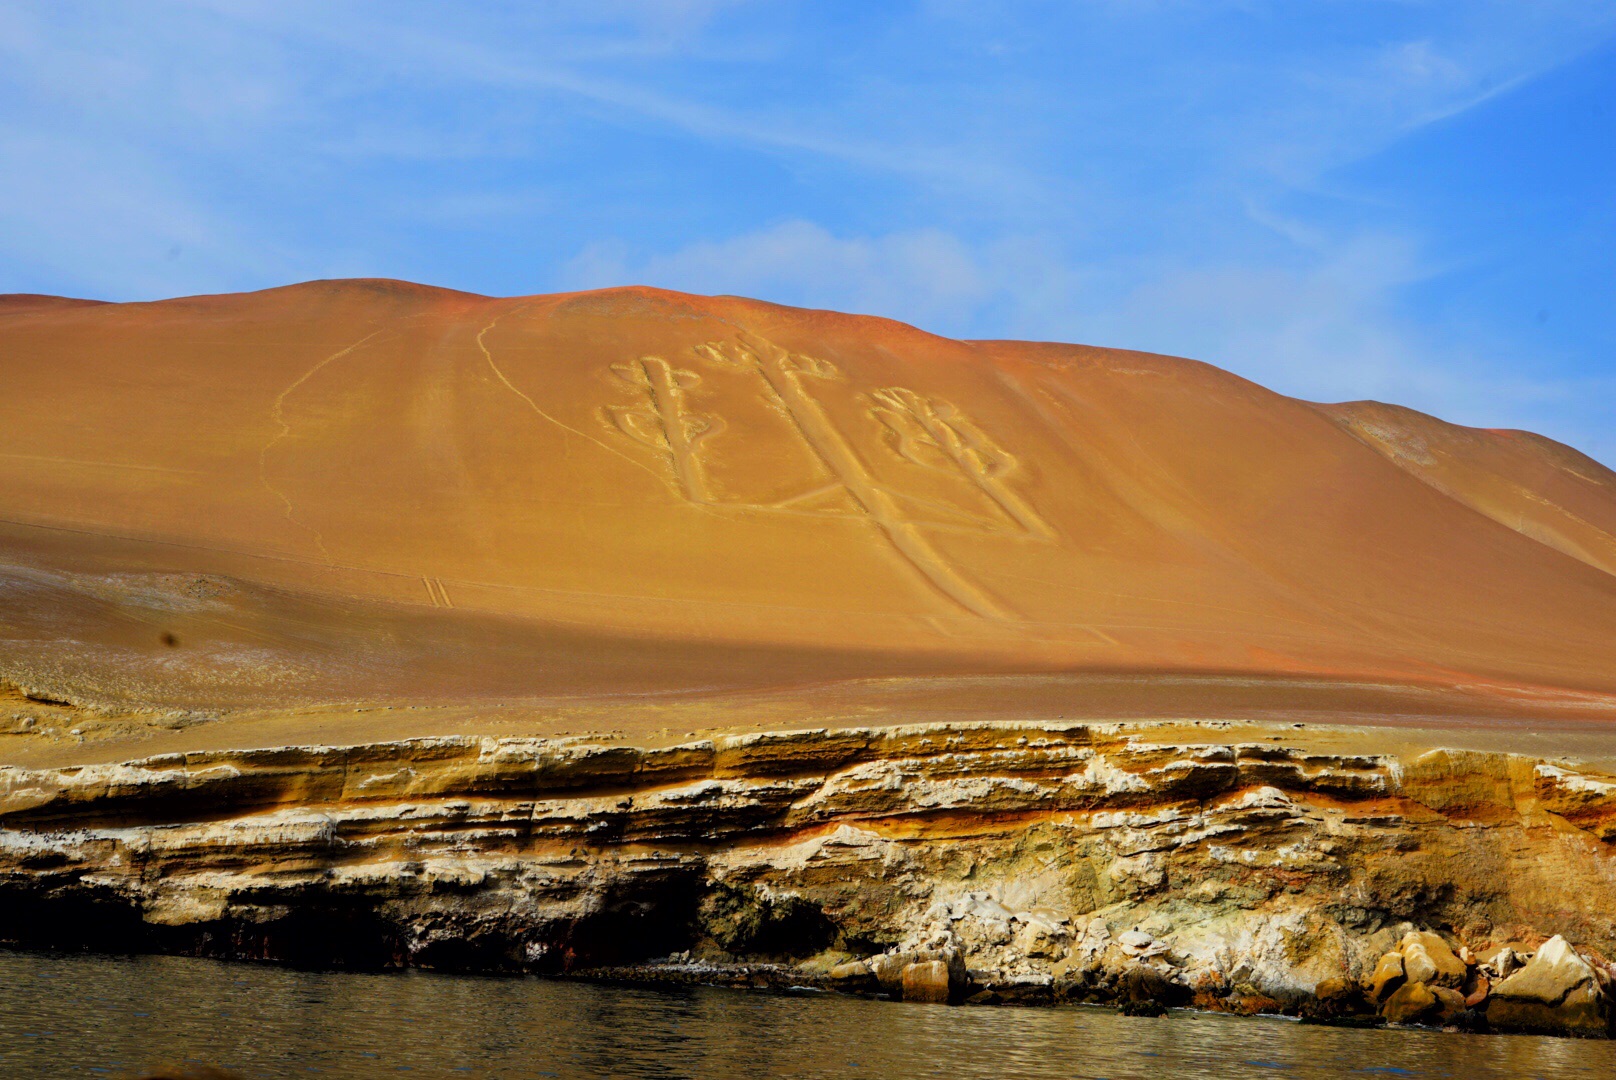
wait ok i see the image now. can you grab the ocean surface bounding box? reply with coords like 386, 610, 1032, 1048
2, 951, 1613, 1079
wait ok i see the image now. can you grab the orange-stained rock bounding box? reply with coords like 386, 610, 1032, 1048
1431, 987, 1468, 1024
0, 720, 1613, 1038
1381, 981, 1437, 1025
901, 961, 954, 1004
1367, 952, 1406, 1005
1487, 936, 1610, 1036
863, 953, 906, 994
1400, 933, 1467, 988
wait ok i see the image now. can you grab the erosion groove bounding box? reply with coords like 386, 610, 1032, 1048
2, 721, 1615, 1035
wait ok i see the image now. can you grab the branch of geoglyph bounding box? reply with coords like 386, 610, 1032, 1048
869, 387, 1054, 539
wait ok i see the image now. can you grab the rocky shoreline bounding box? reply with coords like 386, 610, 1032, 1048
3, 720, 1614, 1038
574, 928, 1612, 1037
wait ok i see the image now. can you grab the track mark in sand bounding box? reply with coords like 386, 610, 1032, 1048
422, 577, 454, 608
0, 452, 204, 475
476, 311, 669, 487
259, 329, 388, 564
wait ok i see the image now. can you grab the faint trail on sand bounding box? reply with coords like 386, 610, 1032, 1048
475, 308, 674, 488
259, 329, 388, 565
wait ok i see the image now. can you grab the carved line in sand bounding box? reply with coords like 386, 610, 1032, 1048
422, 576, 454, 608
258, 329, 390, 565
603, 356, 725, 504
867, 386, 1055, 541
602, 334, 1054, 620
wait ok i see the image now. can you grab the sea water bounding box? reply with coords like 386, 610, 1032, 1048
2, 951, 1612, 1079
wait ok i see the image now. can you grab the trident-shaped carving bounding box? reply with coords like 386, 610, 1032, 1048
869, 387, 1054, 539
605, 356, 723, 503
694, 338, 841, 381
691, 335, 1012, 620
601, 335, 1051, 622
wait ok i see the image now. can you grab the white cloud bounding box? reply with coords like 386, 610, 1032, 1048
564, 222, 1442, 407
1077, 234, 1436, 399
1071, 236, 1615, 469
1003, 231, 1616, 466
1, 2, 1612, 464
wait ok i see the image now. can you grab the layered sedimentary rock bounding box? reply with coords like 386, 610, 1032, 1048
5, 281, 1616, 1038
4, 722, 1614, 1034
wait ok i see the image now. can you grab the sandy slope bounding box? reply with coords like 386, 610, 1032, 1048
3, 279, 1615, 760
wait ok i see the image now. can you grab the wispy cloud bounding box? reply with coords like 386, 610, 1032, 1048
0, 127, 291, 297
1, 1, 1612, 462
263, 9, 1061, 210
576, 217, 1615, 464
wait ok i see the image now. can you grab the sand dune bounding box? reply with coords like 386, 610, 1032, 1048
3, 279, 1615, 743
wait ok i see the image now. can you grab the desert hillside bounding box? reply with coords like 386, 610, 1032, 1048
3, 279, 1615, 741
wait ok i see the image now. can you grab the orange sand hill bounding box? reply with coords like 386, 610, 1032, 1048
3, 279, 1616, 731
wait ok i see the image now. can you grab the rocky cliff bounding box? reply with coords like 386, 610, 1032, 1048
4, 720, 1614, 1036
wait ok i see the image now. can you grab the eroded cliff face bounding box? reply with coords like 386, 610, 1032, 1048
3, 721, 1614, 1035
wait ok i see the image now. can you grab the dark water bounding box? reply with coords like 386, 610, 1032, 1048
2, 952, 1613, 1079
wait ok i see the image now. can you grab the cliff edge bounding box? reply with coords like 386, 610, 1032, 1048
3, 721, 1615, 1035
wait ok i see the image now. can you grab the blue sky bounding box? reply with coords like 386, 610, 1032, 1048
3, 2, 1614, 463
